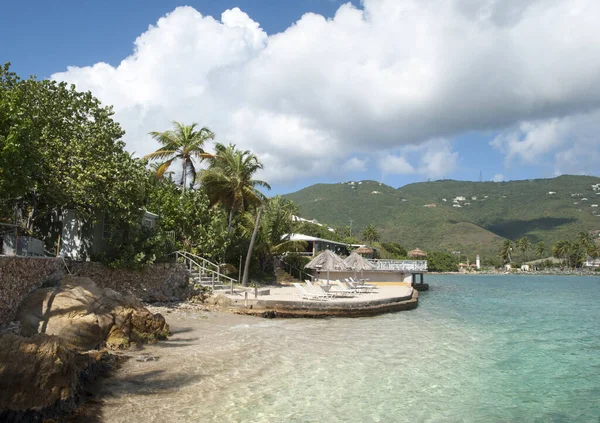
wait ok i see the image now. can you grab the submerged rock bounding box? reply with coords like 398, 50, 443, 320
16, 275, 170, 351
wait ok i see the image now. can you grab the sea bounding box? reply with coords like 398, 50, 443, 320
92, 275, 600, 422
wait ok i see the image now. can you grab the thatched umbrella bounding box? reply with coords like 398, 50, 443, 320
408, 248, 427, 258
344, 252, 374, 279
354, 246, 374, 256
305, 250, 349, 285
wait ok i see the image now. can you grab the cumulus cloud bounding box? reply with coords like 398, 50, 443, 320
493, 173, 504, 182
51, 0, 600, 184
343, 157, 368, 173
416, 139, 459, 180
378, 154, 415, 175
490, 110, 600, 175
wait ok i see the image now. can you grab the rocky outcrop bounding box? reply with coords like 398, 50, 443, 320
0, 275, 170, 420
0, 332, 115, 422
16, 275, 170, 351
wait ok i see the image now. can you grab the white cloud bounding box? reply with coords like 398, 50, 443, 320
378, 154, 415, 175
343, 157, 368, 173
51, 0, 600, 184
416, 139, 459, 180
490, 110, 600, 175
493, 173, 504, 182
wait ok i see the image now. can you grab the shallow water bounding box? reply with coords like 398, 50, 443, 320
93, 275, 600, 422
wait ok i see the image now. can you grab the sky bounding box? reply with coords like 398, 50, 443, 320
2, 0, 600, 195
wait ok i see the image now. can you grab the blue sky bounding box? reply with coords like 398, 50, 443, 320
2, 0, 600, 195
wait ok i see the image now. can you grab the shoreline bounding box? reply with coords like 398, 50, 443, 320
432, 270, 600, 276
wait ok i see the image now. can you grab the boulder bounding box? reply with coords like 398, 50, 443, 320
16, 275, 169, 351
0, 332, 114, 422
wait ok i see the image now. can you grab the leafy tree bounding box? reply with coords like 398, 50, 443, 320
535, 241, 546, 258
517, 237, 531, 262
145, 179, 229, 263
381, 242, 407, 258
499, 239, 513, 264
145, 122, 214, 193
362, 224, 380, 243
0, 63, 149, 254
427, 251, 459, 272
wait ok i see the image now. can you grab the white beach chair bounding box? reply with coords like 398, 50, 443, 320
347, 278, 377, 291
329, 280, 355, 297
293, 283, 328, 301
305, 280, 332, 298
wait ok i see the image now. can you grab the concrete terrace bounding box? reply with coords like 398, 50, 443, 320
224, 285, 418, 318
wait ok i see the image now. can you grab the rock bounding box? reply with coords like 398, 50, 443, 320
0, 332, 115, 422
16, 275, 170, 351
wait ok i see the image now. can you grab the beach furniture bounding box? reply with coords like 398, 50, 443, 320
293, 283, 328, 300
347, 278, 377, 291
305, 280, 335, 298
330, 280, 356, 296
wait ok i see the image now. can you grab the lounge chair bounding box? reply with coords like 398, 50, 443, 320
347, 278, 377, 291
305, 280, 334, 298
293, 283, 328, 300
330, 280, 355, 297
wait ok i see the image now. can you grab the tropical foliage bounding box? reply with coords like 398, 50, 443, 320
362, 224, 380, 243
426, 251, 459, 272
145, 122, 214, 192
0, 63, 151, 262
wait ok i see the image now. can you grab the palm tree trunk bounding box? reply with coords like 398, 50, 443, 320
182, 164, 187, 193
242, 207, 262, 287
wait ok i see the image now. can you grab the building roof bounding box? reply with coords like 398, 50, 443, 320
285, 233, 349, 246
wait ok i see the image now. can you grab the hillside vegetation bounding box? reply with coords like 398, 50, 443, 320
283, 175, 600, 259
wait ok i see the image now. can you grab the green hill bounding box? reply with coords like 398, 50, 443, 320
283, 175, 600, 259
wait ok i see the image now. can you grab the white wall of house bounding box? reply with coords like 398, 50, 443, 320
60, 209, 84, 259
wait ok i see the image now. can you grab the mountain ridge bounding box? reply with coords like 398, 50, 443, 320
283, 175, 600, 259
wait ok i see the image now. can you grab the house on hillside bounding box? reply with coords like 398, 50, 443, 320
60, 209, 158, 260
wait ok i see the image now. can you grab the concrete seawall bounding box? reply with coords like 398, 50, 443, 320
230, 288, 419, 318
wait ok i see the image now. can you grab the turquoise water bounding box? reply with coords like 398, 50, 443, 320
97, 275, 600, 422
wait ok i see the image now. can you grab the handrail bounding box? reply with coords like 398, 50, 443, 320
367, 259, 428, 272
174, 251, 220, 272
172, 251, 238, 285
277, 257, 315, 281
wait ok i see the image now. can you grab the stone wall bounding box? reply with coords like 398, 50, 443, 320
1, 258, 189, 326
0, 257, 64, 325
68, 262, 190, 302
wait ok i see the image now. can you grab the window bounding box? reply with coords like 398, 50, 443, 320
103, 215, 114, 239
143, 218, 154, 229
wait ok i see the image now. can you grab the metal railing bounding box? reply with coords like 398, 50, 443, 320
276, 257, 315, 282
173, 251, 237, 290
367, 259, 428, 272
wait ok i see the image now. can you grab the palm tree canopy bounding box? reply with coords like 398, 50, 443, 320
145, 122, 215, 188
199, 143, 271, 214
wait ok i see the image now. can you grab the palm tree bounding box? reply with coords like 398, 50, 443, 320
535, 241, 546, 258
499, 239, 512, 264
261, 196, 304, 254
362, 224, 380, 243
145, 122, 215, 193
517, 237, 531, 262
553, 240, 572, 268
199, 143, 271, 237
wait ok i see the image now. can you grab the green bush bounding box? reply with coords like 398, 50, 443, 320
283, 253, 311, 270
427, 251, 459, 272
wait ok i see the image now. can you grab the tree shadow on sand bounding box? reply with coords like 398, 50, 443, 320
66, 362, 203, 422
